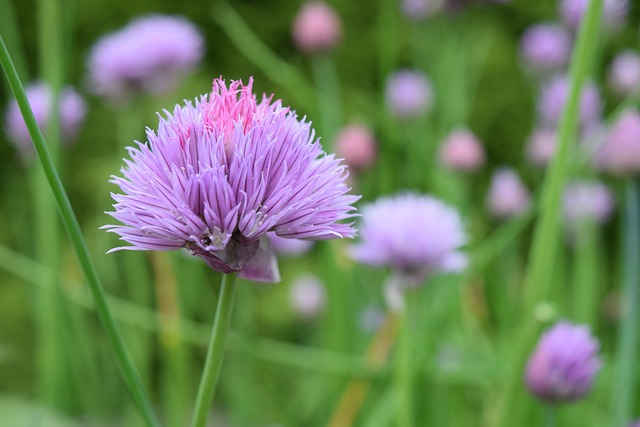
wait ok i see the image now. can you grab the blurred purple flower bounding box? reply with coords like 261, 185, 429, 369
350, 192, 467, 285
289, 274, 326, 319
104, 78, 359, 282
608, 51, 640, 96
385, 70, 434, 120
438, 128, 485, 172
401, 0, 442, 20
268, 231, 314, 256
525, 128, 556, 167
596, 109, 640, 175
334, 123, 377, 171
564, 180, 615, 225
538, 76, 601, 129
87, 14, 204, 103
292, 2, 342, 53
4, 82, 86, 158
486, 168, 531, 219
525, 321, 601, 404
560, 0, 628, 31
520, 23, 572, 74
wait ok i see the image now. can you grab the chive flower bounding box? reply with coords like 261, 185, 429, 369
350, 192, 467, 285
538, 76, 601, 129
438, 128, 486, 172
105, 78, 359, 282
292, 1, 342, 54
597, 109, 640, 175
563, 180, 614, 226
385, 70, 434, 120
486, 167, 531, 219
525, 321, 602, 404
520, 23, 571, 74
608, 51, 640, 96
87, 14, 204, 103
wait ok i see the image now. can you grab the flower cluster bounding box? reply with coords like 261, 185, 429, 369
105, 78, 359, 282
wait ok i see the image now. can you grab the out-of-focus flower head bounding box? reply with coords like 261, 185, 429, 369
87, 14, 204, 103
401, 0, 443, 20
525, 321, 602, 404
608, 50, 640, 96
520, 23, 572, 74
385, 70, 434, 120
292, 2, 342, 54
268, 231, 314, 256
350, 192, 467, 285
563, 180, 615, 225
560, 0, 628, 31
526, 128, 557, 167
486, 168, 531, 219
538, 76, 602, 129
438, 128, 486, 172
289, 274, 326, 319
334, 123, 377, 171
104, 77, 360, 283
4, 82, 87, 158
596, 109, 640, 175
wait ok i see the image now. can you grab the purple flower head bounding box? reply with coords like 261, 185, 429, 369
596, 109, 640, 175
292, 2, 342, 54
525, 321, 602, 404
104, 78, 359, 282
385, 70, 434, 120
289, 274, 326, 319
560, 0, 628, 31
87, 14, 204, 103
350, 192, 467, 285
608, 51, 640, 96
4, 82, 86, 158
564, 180, 615, 226
526, 128, 557, 167
486, 168, 531, 219
268, 231, 314, 256
538, 76, 602, 129
438, 128, 485, 172
520, 24, 572, 74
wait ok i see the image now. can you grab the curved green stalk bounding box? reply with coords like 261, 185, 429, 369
190, 273, 238, 427
0, 36, 160, 427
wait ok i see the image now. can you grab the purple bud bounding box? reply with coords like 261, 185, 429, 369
385, 70, 434, 120
292, 2, 342, 53
87, 14, 204, 103
520, 24, 572, 73
334, 123, 377, 171
538, 76, 602, 129
486, 168, 531, 219
438, 128, 486, 172
525, 321, 601, 404
4, 82, 86, 158
525, 128, 556, 167
608, 51, 640, 96
564, 180, 615, 225
289, 274, 326, 319
596, 109, 640, 175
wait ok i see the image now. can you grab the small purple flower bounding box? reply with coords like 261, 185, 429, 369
4, 82, 86, 158
289, 274, 326, 319
104, 78, 359, 282
87, 14, 204, 103
438, 128, 485, 172
525, 128, 556, 167
486, 168, 531, 219
564, 180, 615, 225
334, 123, 377, 171
401, 0, 442, 20
268, 232, 314, 256
292, 2, 342, 53
608, 51, 640, 96
385, 70, 434, 120
520, 24, 572, 74
597, 109, 640, 175
560, 0, 628, 31
538, 76, 601, 129
350, 192, 467, 285
525, 321, 602, 404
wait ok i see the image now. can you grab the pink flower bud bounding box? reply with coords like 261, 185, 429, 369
486, 168, 531, 219
525, 128, 556, 167
608, 51, 640, 96
292, 2, 342, 53
597, 109, 640, 175
334, 124, 377, 171
289, 274, 326, 319
438, 128, 485, 172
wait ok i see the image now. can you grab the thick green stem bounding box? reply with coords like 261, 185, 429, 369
190, 273, 238, 427
497, 0, 603, 425
0, 36, 159, 427
612, 180, 640, 427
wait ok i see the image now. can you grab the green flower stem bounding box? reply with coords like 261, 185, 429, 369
377, 0, 398, 82
311, 54, 342, 148
498, 0, 604, 425
545, 405, 556, 427
395, 297, 413, 427
190, 273, 238, 427
0, 36, 160, 427
612, 180, 640, 427
572, 220, 600, 325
